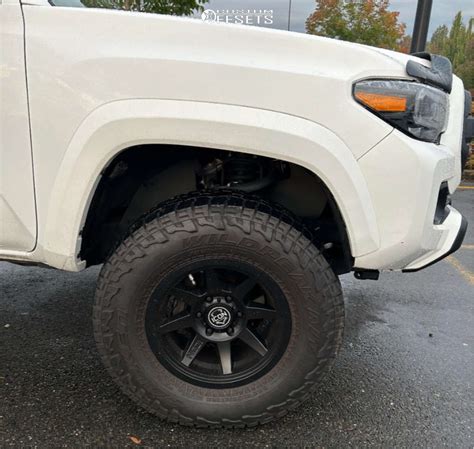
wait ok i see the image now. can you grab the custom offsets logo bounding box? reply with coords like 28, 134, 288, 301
202, 9, 274, 25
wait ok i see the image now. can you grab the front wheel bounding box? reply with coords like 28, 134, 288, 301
93, 192, 344, 428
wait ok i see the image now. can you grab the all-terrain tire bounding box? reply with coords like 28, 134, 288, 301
93, 191, 344, 428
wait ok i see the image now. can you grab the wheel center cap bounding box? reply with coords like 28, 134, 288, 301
207, 306, 232, 329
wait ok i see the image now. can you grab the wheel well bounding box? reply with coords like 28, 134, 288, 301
80, 145, 353, 274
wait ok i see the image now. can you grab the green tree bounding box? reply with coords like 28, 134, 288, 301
82, 0, 208, 15
428, 13, 473, 90
457, 18, 473, 90
306, 0, 406, 51
448, 12, 467, 68
429, 24, 449, 55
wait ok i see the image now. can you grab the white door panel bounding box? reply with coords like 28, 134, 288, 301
0, 1, 37, 250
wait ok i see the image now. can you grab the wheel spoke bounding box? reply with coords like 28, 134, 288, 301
159, 313, 193, 334
233, 278, 257, 302
205, 268, 221, 294
238, 328, 268, 356
170, 288, 201, 305
181, 335, 206, 367
245, 303, 276, 321
217, 341, 232, 375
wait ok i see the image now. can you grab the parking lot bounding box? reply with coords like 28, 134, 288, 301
0, 188, 473, 448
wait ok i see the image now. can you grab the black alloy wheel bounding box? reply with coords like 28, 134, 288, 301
94, 191, 344, 428
146, 262, 291, 388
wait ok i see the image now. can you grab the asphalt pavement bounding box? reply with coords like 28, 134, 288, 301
0, 188, 473, 448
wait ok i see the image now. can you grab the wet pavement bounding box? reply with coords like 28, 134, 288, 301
1, 189, 473, 448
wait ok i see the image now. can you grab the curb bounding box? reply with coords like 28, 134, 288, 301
462, 169, 474, 182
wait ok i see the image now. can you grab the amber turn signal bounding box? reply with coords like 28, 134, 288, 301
353, 79, 449, 142
354, 91, 407, 112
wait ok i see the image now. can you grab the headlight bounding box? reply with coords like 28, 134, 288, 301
354, 80, 449, 143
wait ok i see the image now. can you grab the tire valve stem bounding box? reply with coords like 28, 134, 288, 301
188, 274, 197, 286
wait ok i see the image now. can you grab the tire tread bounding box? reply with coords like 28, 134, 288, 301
94, 190, 344, 428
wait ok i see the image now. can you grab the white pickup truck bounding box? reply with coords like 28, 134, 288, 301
1, 0, 473, 428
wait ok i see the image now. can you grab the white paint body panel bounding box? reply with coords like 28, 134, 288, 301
41, 100, 380, 270
356, 76, 466, 270
0, 4, 466, 272
0, 1, 37, 251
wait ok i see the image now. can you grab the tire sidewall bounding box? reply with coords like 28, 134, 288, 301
96, 205, 342, 423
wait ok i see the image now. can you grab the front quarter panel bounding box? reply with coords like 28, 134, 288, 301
20, 7, 408, 269
41, 100, 380, 270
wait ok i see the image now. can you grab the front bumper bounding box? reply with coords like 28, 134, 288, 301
355, 77, 470, 271
404, 91, 473, 272
354, 54, 471, 273
403, 215, 467, 272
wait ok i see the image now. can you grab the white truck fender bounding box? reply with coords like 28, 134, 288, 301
40, 99, 380, 270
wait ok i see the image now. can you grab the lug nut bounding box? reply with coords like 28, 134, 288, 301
206, 328, 213, 336
206, 297, 212, 302
226, 296, 232, 302
196, 312, 202, 318
227, 327, 234, 335
237, 312, 243, 318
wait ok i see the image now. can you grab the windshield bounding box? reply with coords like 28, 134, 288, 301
52, 0, 86, 6
49, 0, 289, 31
